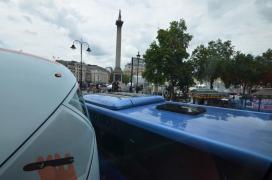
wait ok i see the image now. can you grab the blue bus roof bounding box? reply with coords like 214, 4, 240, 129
84, 94, 272, 165
84, 93, 165, 110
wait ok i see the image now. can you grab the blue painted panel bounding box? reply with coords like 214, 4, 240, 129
84, 94, 133, 110
85, 94, 272, 175
87, 106, 271, 160
84, 94, 164, 110
130, 95, 165, 106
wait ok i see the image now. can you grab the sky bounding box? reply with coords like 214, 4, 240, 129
0, 0, 271, 69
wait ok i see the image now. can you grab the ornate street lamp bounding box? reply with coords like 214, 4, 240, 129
136, 52, 140, 93
70, 39, 91, 89
130, 57, 134, 93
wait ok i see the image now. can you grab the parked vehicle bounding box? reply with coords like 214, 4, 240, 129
84, 92, 272, 180
0, 48, 99, 180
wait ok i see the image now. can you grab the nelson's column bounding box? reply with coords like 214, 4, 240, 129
113, 10, 123, 82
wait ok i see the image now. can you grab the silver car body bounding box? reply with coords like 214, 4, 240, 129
0, 48, 99, 180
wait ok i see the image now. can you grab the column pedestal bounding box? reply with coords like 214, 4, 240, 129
113, 67, 122, 82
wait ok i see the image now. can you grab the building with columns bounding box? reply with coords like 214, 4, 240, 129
85, 65, 110, 84
123, 58, 145, 76
56, 60, 110, 84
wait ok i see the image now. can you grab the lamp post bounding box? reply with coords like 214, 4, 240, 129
70, 39, 91, 89
130, 57, 134, 93
136, 52, 140, 93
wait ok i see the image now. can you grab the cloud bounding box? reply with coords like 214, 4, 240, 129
18, 0, 83, 40
0, 0, 271, 69
91, 44, 110, 56
207, 0, 241, 18
7, 15, 18, 22
22, 15, 32, 23
255, 0, 272, 22
0, 39, 5, 47
24, 30, 37, 35
123, 0, 151, 8
71, 41, 108, 56
0, 0, 10, 3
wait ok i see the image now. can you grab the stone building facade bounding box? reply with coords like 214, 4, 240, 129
123, 58, 145, 76
56, 60, 110, 84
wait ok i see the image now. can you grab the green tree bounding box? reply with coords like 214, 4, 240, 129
122, 73, 130, 84
143, 19, 193, 100
225, 52, 258, 95
191, 39, 234, 89
256, 49, 272, 87
177, 61, 195, 97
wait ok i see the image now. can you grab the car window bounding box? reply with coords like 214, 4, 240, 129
69, 89, 88, 118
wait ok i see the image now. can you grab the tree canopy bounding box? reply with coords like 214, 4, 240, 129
257, 49, 272, 87
191, 41, 271, 93
143, 19, 193, 99
191, 39, 234, 89
143, 18, 271, 97
225, 52, 258, 94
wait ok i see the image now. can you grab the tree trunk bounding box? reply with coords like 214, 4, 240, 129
182, 86, 188, 99
169, 82, 175, 101
242, 85, 246, 96
248, 86, 252, 95
242, 84, 247, 108
153, 84, 159, 95
170, 86, 174, 101
210, 79, 214, 89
